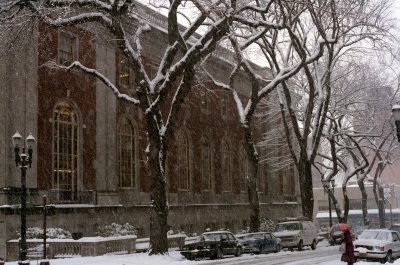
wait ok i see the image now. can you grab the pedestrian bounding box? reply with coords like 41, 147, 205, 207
341, 229, 356, 265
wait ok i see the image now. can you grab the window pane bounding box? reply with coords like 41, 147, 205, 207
221, 141, 231, 191
117, 120, 135, 188
59, 32, 76, 66
177, 133, 190, 190
202, 139, 211, 191
53, 100, 79, 200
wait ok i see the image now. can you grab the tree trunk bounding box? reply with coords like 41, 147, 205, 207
298, 156, 314, 220
357, 179, 370, 226
378, 186, 386, 228
342, 186, 349, 223
248, 158, 260, 232
330, 191, 344, 223
147, 131, 168, 254
243, 125, 260, 232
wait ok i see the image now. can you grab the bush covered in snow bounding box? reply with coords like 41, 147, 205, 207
96, 223, 137, 237
260, 218, 276, 232
17, 227, 72, 239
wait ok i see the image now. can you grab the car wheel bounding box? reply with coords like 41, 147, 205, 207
259, 245, 265, 254
311, 240, 317, 250
275, 244, 281, 253
216, 247, 223, 259
382, 251, 393, 263
297, 240, 303, 251
235, 246, 242, 257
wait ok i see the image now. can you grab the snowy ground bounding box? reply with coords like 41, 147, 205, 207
5, 241, 400, 265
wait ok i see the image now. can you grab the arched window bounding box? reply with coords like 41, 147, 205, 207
221, 141, 231, 191
117, 118, 136, 188
239, 146, 248, 192
177, 132, 190, 190
53, 100, 80, 200
201, 137, 212, 191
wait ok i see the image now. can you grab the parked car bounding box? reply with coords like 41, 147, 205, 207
354, 229, 400, 263
273, 220, 318, 251
242, 232, 281, 254
390, 224, 400, 233
328, 223, 352, 245
180, 231, 242, 260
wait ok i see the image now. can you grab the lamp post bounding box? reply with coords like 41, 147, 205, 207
322, 179, 335, 228
392, 104, 400, 142
12, 131, 35, 264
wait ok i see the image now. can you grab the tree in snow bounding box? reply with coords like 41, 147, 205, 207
0, 0, 299, 254
275, 0, 393, 220
201, 0, 331, 230
317, 59, 399, 225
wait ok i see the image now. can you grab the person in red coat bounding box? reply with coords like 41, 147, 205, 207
341, 229, 356, 264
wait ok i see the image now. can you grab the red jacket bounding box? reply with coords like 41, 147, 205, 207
341, 231, 355, 262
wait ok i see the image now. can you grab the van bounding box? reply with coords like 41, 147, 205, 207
273, 221, 318, 251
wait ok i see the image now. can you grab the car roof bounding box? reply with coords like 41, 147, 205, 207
246, 232, 269, 235
362, 229, 393, 232
203, 231, 231, 235
278, 221, 302, 224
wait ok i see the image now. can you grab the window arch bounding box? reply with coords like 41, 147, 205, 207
201, 137, 212, 191
239, 145, 248, 192
177, 132, 190, 190
52, 100, 80, 200
221, 141, 231, 191
117, 118, 137, 188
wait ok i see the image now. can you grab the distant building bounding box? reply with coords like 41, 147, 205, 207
0, 2, 301, 260
313, 181, 400, 229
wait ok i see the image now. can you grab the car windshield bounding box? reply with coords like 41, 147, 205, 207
390, 226, 400, 233
275, 223, 300, 232
197, 234, 220, 242
244, 234, 264, 240
359, 230, 389, 241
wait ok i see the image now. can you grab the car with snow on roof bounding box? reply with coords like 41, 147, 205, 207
354, 229, 400, 263
273, 220, 318, 251
242, 232, 281, 254
180, 231, 242, 260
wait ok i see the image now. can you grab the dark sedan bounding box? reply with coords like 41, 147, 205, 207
242, 232, 281, 254
180, 231, 242, 260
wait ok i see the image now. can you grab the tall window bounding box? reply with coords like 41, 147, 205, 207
257, 163, 264, 193
201, 138, 212, 191
53, 100, 80, 199
221, 141, 231, 191
177, 132, 190, 190
58, 31, 77, 66
117, 118, 136, 188
118, 55, 130, 87
239, 146, 248, 192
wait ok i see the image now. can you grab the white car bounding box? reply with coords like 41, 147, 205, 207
273, 221, 318, 251
354, 229, 400, 263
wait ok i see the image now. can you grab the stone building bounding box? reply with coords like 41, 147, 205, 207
0, 2, 302, 259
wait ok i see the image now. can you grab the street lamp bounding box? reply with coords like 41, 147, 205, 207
391, 104, 400, 141
13, 131, 35, 264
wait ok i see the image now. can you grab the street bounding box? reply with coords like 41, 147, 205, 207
6, 242, 393, 265
198, 245, 342, 265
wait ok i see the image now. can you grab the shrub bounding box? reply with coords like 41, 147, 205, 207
260, 218, 276, 232
17, 227, 72, 239
96, 223, 137, 237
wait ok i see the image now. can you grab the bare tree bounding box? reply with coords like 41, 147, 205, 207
276, 0, 393, 220
201, 0, 331, 230
318, 58, 398, 226
0, 0, 283, 254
